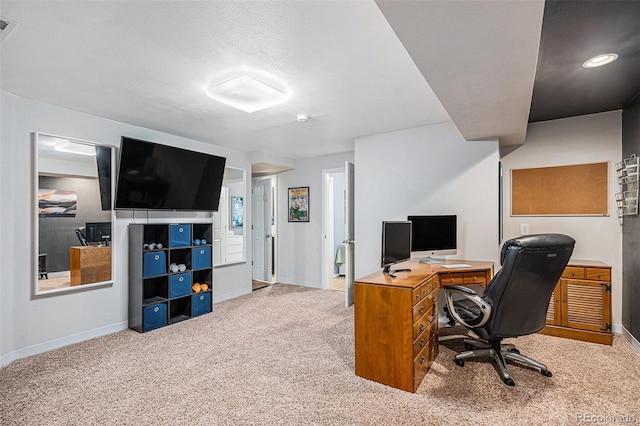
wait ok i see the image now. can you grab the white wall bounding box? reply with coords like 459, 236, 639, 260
354, 122, 500, 278
277, 152, 354, 287
0, 91, 253, 366
502, 111, 623, 325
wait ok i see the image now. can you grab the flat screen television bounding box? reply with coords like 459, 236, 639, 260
85, 222, 111, 245
114, 137, 226, 211
381, 221, 412, 277
407, 215, 457, 263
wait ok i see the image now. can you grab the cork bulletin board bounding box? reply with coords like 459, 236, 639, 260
511, 162, 609, 216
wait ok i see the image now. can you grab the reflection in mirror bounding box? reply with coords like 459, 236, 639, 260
213, 167, 246, 265
35, 133, 114, 294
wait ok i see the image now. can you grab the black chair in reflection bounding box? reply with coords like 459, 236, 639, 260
38, 253, 48, 279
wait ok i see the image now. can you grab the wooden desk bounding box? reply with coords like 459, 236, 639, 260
70, 246, 112, 286
354, 259, 494, 392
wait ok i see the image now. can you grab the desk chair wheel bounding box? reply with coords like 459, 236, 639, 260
503, 378, 515, 387
454, 359, 465, 367
507, 348, 520, 354
541, 369, 552, 377
464, 343, 474, 350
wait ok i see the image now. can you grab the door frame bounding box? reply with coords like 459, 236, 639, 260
252, 175, 278, 283
322, 167, 345, 290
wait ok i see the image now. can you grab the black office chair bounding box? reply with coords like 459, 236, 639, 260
38, 253, 48, 279
75, 227, 89, 246
443, 233, 575, 386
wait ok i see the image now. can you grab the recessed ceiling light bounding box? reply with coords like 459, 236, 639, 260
205, 74, 288, 113
583, 53, 618, 68
296, 114, 310, 122
54, 141, 96, 156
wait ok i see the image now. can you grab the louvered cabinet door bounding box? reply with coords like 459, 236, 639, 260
545, 282, 562, 325
560, 279, 612, 333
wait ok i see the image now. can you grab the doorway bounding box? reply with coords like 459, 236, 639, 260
252, 176, 277, 290
323, 168, 347, 292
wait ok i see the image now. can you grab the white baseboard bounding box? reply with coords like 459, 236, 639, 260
1, 321, 128, 368
214, 288, 251, 304
276, 278, 322, 289
616, 324, 640, 354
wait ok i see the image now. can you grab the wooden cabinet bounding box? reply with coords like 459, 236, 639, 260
541, 260, 612, 345
69, 246, 111, 285
128, 223, 214, 333
355, 273, 439, 392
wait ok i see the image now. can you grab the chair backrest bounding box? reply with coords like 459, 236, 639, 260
75, 227, 88, 246
482, 234, 575, 338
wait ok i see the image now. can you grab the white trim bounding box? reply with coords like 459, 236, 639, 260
1, 321, 128, 368
616, 324, 640, 354
276, 278, 322, 289
214, 288, 251, 304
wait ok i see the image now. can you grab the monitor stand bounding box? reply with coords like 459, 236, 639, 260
383, 265, 411, 278
418, 257, 442, 264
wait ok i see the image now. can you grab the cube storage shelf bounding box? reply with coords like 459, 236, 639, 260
129, 223, 214, 333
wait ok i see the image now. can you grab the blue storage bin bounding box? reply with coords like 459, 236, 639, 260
143, 251, 166, 277
192, 292, 212, 317
169, 272, 192, 299
192, 247, 212, 269
143, 302, 167, 332
170, 224, 191, 248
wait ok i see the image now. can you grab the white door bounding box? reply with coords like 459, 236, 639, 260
252, 179, 272, 282
345, 161, 355, 307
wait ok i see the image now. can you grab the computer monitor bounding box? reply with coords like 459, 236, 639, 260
85, 222, 111, 245
407, 215, 457, 263
381, 221, 412, 277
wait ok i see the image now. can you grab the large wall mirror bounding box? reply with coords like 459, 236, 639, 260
34, 133, 115, 295
213, 167, 246, 265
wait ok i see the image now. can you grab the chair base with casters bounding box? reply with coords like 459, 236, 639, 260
452, 336, 552, 387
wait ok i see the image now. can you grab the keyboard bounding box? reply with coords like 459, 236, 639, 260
441, 264, 472, 269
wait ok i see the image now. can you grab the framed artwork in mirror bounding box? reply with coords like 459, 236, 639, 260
231, 196, 243, 227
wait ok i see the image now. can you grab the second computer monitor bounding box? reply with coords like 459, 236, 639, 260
407, 215, 456, 263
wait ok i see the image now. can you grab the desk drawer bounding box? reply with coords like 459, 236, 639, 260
413, 334, 438, 391
585, 268, 610, 282
563, 267, 585, 279
412, 293, 437, 323
412, 275, 438, 304
439, 273, 463, 285
413, 319, 437, 358
463, 272, 487, 286
413, 305, 437, 341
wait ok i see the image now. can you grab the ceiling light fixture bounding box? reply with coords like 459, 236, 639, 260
296, 114, 310, 122
582, 53, 618, 68
205, 73, 288, 113
54, 141, 96, 156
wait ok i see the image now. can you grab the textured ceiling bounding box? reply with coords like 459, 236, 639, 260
529, 0, 640, 123
0, 1, 450, 160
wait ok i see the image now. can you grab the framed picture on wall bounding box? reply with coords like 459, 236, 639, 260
231, 196, 243, 227
288, 186, 309, 222
38, 189, 77, 217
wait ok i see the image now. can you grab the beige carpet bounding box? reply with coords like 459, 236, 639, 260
2, 284, 639, 425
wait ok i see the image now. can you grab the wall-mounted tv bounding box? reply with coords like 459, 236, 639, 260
114, 137, 226, 211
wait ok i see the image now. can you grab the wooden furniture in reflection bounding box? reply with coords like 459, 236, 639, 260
541, 260, 612, 345
354, 260, 494, 392
70, 246, 112, 286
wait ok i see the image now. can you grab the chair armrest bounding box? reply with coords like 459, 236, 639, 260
443, 285, 491, 328
442, 284, 477, 295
